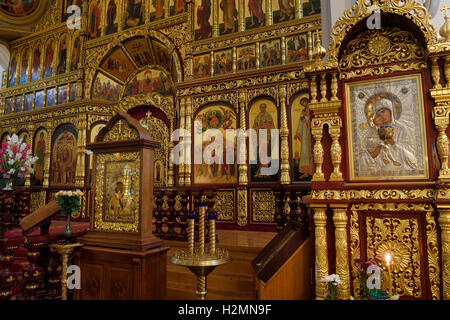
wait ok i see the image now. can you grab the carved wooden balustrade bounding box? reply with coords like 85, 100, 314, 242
274, 187, 310, 231
0, 188, 88, 300
153, 187, 218, 241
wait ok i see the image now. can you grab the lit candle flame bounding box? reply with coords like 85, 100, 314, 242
385, 253, 391, 265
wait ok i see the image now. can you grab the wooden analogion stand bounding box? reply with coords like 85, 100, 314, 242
76, 111, 168, 299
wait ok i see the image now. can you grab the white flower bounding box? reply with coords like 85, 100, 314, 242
15, 153, 22, 161
7, 168, 15, 175
74, 190, 84, 196
67, 191, 73, 196
19, 142, 26, 152
321, 274, 342, 286
85, 150, 93, 156
7, 150, 13, 158
7, 159, 15, 165
10, 134, 18, 144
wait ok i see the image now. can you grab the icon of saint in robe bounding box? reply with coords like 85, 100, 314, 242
294, 98, 313, 179
248, 0, 264, 28
197, 0, 212, 39
220, 0, 237, 34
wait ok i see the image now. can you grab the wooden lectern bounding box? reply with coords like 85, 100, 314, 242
77, 111, 168, 299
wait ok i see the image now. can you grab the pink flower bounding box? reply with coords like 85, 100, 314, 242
17, 172, 24, 179
2, 173, 10, 179
0, 149, 3, 156
0, 158, 3, 164
0, 167, 4, 173
22, 152, 27, 159
24, 144, 31, 151
2, 142, 8, 149
11, 145, 19, 153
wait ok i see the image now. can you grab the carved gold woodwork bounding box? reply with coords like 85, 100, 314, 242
185, 97, 193, 186
30, 191, 46, 213
313, 205, 328, 300
327, 0, 438, 63
437, 205, 450, 300
331, 205, 350, 300
214, 190, 235, 222
279, 85, 290, 184
238, 91, 248, 185
350, 203, 440, 300
103, 119, 139, 142
237, 188, 247, 227
311, 189, 437, 201
178, 98, 186, 186
251, 190, 276, 223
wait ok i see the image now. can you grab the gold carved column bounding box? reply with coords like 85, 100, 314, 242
76, 114, 87, 187
238, 91, 248, 185
265, 0, 273, 26
238, 0, 245, 32
185, 0, 194, 80
331, 204, 350, 300
185, 97, 193, 186
279, 85, 290, 184
43, 124, 54, 188
295, 0, 303, 19
313, 205, 328, 299
178, 98, 186, 186
167, 118, 175, 187
437, 205, 450, 300
311, 121, 325, 181
329, 118, 343, 182
212, 0, 219, 37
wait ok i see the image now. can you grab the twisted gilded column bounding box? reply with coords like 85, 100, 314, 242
295, 0, 303, 19
212, 0, 219, 37
238, 91, 248, 185
178, 98, 186, 186
185, 97, 193, 186
265, 0, 272, 26
433, 108, 450, 179
313, 205, 328, 300
437, 205, 450, 300
332, 205, 350, 300
238, 0, 245, 32
279, 85, 290, 184
43, 124, 53, 188
185, 0, 194, 80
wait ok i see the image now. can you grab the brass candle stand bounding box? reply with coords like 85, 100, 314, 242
171, 197, 232, 300
51, 242, 83, 300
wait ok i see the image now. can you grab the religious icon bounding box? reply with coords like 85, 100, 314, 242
193, 54, 210, 79
35, 90, 44, 109
106, 0, 118, 34
43, 40, 55, 78
237, 45, 256, 72
69, 83, 78, 102
58, 86, 68, 105
4, 98, 13, 114
286, 34, 307, 63
214, 49, 233, 76
57, 35, 68, 75
50, 124, 78, 186
173, 0, 185, 14
220, 0, 238, 35
92, 72, 122, 102
124, 69, 173, 97
63, 0, 81, 21
274, 0, 294, 22
151, 0, 165, 20
152, 39, 172, 71
24, 93, 33, 111
194, 105, 237, 184
100, 47, 136, 82
14, 95, 23, 113
103, 161, 139, 223
46, 88, 56, 107
249, 99, 279, 183
0, 0, 40, 17
31, 45, 41, 82
88, 0, 102, 39
154, 160, 163, 183
70, 34, 81, 71
125, 0, 143, 27
247, 0, 265, 29
346, 74, 429, 180
305, 0, 320, 16
291, 95, 313, 181
123, 37, 154, 67
260, 39, 281, 68
195, 0, 212, 40
32, 129, 47, 186
8, 55, 17, 87
19, 49, 29, 85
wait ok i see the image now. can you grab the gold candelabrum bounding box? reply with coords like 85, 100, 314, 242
171, 195, 232, 300
51, 242, 83, 300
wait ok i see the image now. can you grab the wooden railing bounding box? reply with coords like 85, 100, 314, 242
0, 189, 87, 300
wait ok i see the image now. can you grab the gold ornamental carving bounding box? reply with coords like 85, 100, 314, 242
339, 27, 425, 71
313, 206, 328, 300
192, 92, 239, 114
426, 211, 441, 300
366, 216, 421, 298
328, 0, 438, 63
311, 189, 436, 201
349, 210, 361, 297
214, 190, 235, 222
103, 120, 139, 142
437, 206, 450, 300
251, 190, 276, 223
237, 189, 248, 227
332, 207, 351, 300
339, 61, 427, 80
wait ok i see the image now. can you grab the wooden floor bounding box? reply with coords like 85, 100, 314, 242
166, 230, 276, 300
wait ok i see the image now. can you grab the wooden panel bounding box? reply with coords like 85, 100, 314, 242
257, 239, 311, 300
81, 263, 103, 300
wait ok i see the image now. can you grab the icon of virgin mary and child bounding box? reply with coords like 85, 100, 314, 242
360, 97, 418, 173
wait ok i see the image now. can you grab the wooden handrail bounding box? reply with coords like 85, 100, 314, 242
20, 200, 60, 232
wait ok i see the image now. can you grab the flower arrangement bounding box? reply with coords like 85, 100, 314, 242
55, 190, 84, 215
354, 257, 386, 300
0, 134, 38, 190
321, 274, 342, 300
